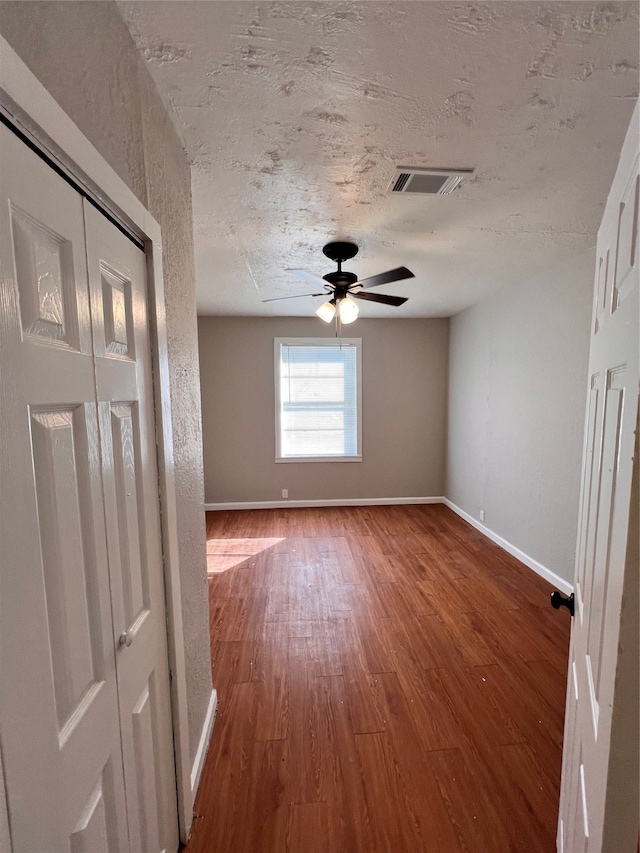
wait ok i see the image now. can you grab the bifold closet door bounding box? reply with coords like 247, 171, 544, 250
0, 124, 130, 852
84, 201, 178, 853
0, 122, 178, 853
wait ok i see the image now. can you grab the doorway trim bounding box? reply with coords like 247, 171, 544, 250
0, 34, 196, 843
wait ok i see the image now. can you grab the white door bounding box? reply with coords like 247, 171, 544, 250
557, 105, 639, 852
0, 122, 130, 852
0, 123, 178, 852
84, 202, 178, 853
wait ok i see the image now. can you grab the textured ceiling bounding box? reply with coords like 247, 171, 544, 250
118, 1, 638, 317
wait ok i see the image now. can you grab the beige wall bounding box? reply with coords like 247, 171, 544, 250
446, 250, 594, 583
0, 1, 212, 765
199, 317, 448, 503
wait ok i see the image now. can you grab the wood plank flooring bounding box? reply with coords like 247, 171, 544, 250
186, 504, 571, 853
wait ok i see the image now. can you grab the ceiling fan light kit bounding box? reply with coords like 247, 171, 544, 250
316, 300, 336, 323
338, 296, 359, 324
315, 295, 359, 325
268, 241, 415, 328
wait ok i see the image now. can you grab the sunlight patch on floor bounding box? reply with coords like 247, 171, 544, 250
206, 537, 286, 574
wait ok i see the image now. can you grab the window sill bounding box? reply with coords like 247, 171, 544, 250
275, 456, 363, 463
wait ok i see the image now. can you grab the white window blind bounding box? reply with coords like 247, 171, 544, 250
275, 339, 362, 461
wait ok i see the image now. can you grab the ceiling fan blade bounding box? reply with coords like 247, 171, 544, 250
356, 266, 415, 290
286, 268, 330, 289
262, 292, 327, 302
352, 291, 408, 307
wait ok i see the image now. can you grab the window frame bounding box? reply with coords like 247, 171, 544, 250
274, 337, 363, 463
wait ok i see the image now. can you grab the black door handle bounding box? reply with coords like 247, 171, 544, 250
550, 591, 575, 617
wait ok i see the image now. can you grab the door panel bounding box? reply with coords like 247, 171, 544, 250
101, 264, 135, 359
9, 201, 85, 349
558, 108, 639, 852
128, 679, 163, 853
574, 374, 600, 622
0, 123, 129, 852
110, 402, 149, 630
30, 405, 105, 737
84, 201, 178, 853
613, 175, 639, 309
586, 368, 627, 711
69, 760, 120, 853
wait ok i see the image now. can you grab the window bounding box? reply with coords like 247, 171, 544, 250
275, 338, 362, 462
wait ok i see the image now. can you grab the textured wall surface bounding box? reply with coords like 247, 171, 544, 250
446, 250, 594, 582
0, 1, 212, 765
198, 316, 449, 503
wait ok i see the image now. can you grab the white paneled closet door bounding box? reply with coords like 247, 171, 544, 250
84, 202, 178, 853
0, 123, 178, 853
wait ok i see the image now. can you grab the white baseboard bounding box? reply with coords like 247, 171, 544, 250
190, 689, 217, 798
203, 495, 573, 594
443, 499, 574, 595
205, 496, 444, 511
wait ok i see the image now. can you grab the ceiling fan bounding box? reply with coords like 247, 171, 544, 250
262, 241, 415, 325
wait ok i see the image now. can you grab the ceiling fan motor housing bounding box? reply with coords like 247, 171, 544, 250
323, 270, 358, 288
322, 243, 360, 297
322, 241, 359, 264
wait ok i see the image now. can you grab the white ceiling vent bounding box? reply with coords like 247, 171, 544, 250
388, 167, 474, 196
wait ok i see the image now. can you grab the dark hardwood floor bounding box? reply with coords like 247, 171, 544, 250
186, 504, 571, 853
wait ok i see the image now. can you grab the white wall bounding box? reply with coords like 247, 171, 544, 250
0, 1, 212, 766
446, 250, 594, 583
199, 316, 449, 504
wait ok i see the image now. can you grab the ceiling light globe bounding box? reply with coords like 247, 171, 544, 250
338, 297, 359, 324
316, 301, 336, 323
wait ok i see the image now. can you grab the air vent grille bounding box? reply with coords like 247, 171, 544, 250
388, 167, 474, 196
392, 172, 411, 193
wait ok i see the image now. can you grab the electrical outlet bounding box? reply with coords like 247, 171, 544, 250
479, 509, 485, 522
282, 489, 288, 499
